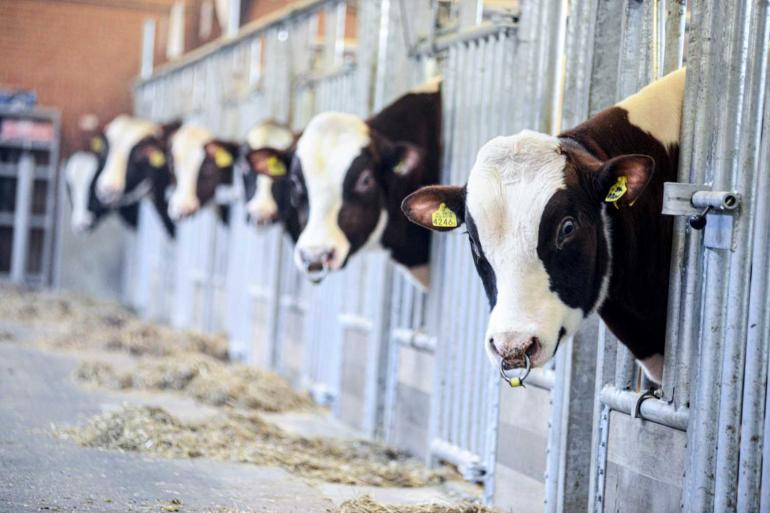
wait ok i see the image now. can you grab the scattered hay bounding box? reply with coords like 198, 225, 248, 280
331, 496, 499, 513
76, 354, 313, 412
59, 406, 453, 487
0, 284, 228, 360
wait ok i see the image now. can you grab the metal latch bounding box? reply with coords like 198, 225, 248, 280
662, 182, 741, 250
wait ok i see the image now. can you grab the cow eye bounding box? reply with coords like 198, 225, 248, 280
557, 217, 576, 246
354, 169, 376, 194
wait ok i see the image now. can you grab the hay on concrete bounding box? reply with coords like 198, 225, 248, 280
76, 354, 313, 412
331, 496, 499, 513
0, 284, 228, 360
59, 406, 453, 488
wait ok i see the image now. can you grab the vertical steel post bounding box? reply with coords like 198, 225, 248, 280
141, 19, 156, 80
10, 153, 34, 285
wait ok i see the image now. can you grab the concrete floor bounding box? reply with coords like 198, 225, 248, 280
0, 322, 457, 513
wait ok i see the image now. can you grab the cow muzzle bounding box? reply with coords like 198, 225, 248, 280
168, 195, 200, 220
296, 246, 336, 283
96, 183, 124, 206
246, 204, 278, 226
487, 332, 542, 370
71, 215, 95, 235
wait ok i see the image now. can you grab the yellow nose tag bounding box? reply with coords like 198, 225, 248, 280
214, 148, 233, 168
506, 377, 524, 388
266, 155, 286, 177
90, 137, 104, 153
149, 150, 166, 168
605, 175, 628, 209
431, 203, 458, 228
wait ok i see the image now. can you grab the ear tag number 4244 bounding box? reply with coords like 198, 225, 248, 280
432, 203, 458, 228
605, 175, 628, 209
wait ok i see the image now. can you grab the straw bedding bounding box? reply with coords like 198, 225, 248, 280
59, 406, 452, 488
76, 355, 313, 412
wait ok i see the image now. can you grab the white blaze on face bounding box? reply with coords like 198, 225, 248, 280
245, 122, 294, 223
247, 174, 278, 223
466, 130, 584, 368
168, 124, 211, 220
65, 152, 99, 233
294, 112, 370, 272
97, 115, 158, 204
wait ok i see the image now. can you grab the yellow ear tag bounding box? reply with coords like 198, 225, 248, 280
90, 137, 104, 153
266, 156, 286, 177
149, 150, 166, 168
431, 202, 458, 228
214, 148, 233, 168
506, 377, 524, 388
605, 175, 628, 209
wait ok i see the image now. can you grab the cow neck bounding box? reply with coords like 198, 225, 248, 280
559, 106, 680, 359
368, 90, 443, 269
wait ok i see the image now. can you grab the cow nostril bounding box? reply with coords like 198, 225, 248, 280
307, 261, 324, 273
526, 337, 541, 358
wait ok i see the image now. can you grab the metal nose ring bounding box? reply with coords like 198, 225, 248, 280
500, 354, 531, 388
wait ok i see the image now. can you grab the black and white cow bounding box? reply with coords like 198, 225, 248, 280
402, 68, 687, 383
64, 134, 139, 233
96, 115, 180, 237
287, 79, 443, 286
241, 121, 302, 239
166, 124, 239, 223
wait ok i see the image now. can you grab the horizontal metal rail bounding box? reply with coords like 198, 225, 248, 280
135, 0, 345, 84
599, 384, 689, 431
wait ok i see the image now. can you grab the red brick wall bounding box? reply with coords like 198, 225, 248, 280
0, 0, 355, 156
0, 0, 175, 156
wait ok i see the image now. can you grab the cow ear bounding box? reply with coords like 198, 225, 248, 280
205, 141, 237, 169
245, 147, 290, 178
387, 142, 423, 176
402, 185, 466, 232
596, 154, 654, 207
142, 144, 167, 168
159, 120, 182, 145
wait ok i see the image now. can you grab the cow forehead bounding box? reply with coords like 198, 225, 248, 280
296, 112, 370, 187
247, 123, 293, 150
105, 115, 157, 151
65, 152, 99, 186
171, 125, 211, 167
466, 131, 566, 258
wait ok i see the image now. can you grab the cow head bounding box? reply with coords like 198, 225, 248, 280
242, 121, 296, 226
402, 131, 653, 372
167, 124, 239, 220
65, 150, 104, 234
96, 115, 179, 206
292, 112, 422, 282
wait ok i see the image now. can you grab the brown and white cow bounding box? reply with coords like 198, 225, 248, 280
96, 115, 180, 237
402, 68, 686, 383
289, 79, 443, 286
167, 124, 239, 222
64, 133, 139, 233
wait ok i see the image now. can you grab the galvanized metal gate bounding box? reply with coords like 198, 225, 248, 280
125, 1, 770, 511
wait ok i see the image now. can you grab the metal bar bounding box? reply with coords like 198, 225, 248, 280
599, 385, 688, 431
141, 18, 156, 79
10, 153, 34, 285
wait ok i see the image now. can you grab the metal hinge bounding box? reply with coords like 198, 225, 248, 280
662, 182, 742, 250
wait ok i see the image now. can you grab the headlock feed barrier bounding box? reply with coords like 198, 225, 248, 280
120, 0, 770, 511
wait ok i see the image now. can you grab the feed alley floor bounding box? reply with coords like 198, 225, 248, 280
0, 294, 474, 513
